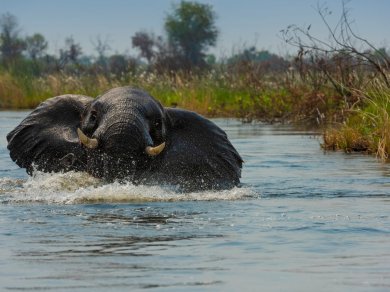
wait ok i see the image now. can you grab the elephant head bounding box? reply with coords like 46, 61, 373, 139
76, 87, 169, 180
7, 86, 243, 190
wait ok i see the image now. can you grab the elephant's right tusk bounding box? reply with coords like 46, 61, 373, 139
77, 128, 98, 149
145, 142, 166, 156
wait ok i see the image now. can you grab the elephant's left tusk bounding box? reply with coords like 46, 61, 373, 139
77, 128, 98, 149
145, 142, 166, 156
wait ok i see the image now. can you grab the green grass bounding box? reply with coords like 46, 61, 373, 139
322, 82, 390, 160
0, 70, 328, 122
4, 68, 390, 162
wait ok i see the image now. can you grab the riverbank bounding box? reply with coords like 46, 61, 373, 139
0, 70, 345, 122
323, 84, 390, 161
1, 70, 390, 160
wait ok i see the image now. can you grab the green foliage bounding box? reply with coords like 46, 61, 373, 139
131, 31, 155, 63
25, 33, 47, 60
323, 83, 390, 160
165, 1, 218, 67
60, 37, 83, 65
0, 12, 25, 66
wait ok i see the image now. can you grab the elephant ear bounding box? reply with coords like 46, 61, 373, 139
7, 94, 93, 174
161, 108, 243, 190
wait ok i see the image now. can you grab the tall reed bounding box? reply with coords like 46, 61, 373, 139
0, 66, 366, 131
323, 81, 390, 160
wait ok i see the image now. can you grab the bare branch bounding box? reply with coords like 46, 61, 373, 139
282, 0, 389, 88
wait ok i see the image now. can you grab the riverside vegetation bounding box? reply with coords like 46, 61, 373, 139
0, 2, 389, 160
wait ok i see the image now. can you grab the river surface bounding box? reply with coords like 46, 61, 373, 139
1, 111, 390, 291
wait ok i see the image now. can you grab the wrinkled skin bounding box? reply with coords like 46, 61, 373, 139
7, 87, 243, 191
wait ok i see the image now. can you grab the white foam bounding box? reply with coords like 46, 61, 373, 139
0, 171, 254, 204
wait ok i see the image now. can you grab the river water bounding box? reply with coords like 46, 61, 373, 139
1, 111, 389, 291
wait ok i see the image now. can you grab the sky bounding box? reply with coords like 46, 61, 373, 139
1, 0, 389, 58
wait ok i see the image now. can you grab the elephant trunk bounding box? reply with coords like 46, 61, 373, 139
91, 111, 165, 157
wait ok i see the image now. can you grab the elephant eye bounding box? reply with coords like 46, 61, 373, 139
90, 110, 97, 122
154, 119, 161, 128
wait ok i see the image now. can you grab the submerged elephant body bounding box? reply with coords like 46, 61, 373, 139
7, 87, 242, 191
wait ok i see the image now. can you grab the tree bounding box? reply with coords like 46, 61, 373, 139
59, 36, 82, 65
108, 54, 138, 76
25, 33, 47, 60
164, 1, 218, 68
281, 2, 390, 89
0, 12, 25, 65
131, 31, 183, 72
92, 35, 111, 59
132, 31, 156, 63
227, 47, 289, 72
92, 35, 111, 66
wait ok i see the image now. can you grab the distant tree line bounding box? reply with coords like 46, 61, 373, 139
0, 1, 291, 79
1, 0, 388, 92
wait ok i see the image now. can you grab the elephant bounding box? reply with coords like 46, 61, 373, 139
7, 87, 243, 191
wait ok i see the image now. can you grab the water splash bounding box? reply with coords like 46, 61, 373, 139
0, 171, 254, 204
